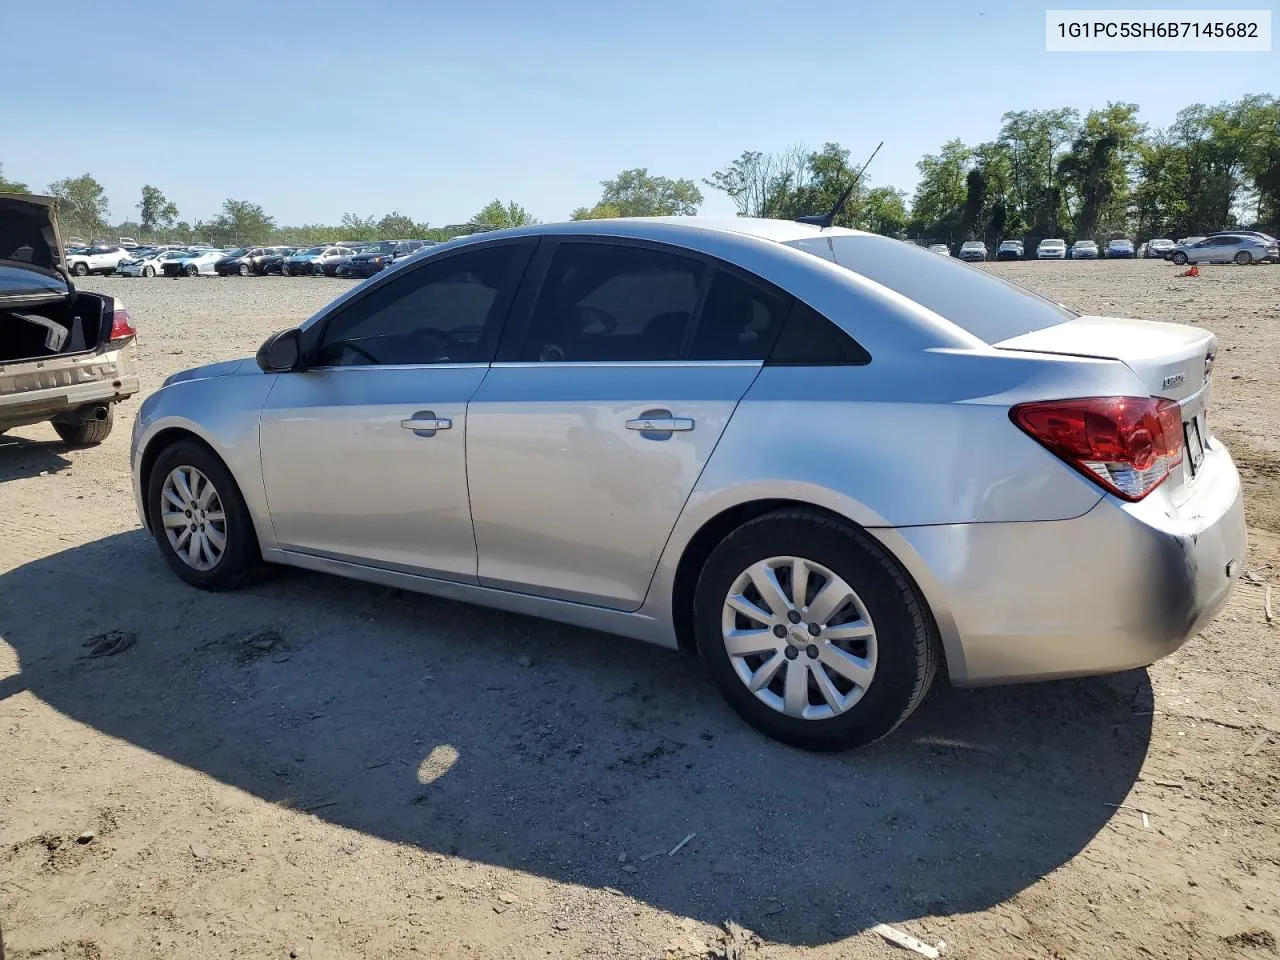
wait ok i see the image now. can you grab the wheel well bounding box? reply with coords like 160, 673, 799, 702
670, 499, 863, 654
138, 428, 223, 533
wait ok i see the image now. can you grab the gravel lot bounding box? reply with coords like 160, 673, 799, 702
1, 263, 1277, 959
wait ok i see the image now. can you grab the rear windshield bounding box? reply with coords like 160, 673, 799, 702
0, 263, 69, 299
787, 234, 1075, 344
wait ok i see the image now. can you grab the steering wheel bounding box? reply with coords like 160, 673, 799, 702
337, 341, 380, 365
414, 327, 462, 362
575, 305, 618, 334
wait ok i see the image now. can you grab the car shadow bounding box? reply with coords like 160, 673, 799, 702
0, 531, 1153, 947
0, 433, 73, 482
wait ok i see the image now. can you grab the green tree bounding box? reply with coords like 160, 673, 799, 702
0, 163, 30, 194
137, 185, 179, 235
909, 139, 971, 240
207, 199, 275, 245
570, 202, 623, 220
997, 108, 1079, 238
1057, 103, 1144, 239
338, 213, 379, 241
47, 174, 110, 235
594, 168, 702, 217
470, 199, 536, 230
377, 211, 419, 236
857, 186, 908, 235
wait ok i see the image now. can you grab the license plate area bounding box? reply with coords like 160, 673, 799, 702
1184, 414, 1206, 474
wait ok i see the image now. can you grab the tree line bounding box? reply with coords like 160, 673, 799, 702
2, 95, 1275, 247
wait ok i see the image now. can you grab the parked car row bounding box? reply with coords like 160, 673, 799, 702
85, 239, 439, 279
919, 231, 1277, 264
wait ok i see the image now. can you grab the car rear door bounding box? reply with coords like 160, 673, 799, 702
465, 238, 792, 610
258, 239, 536, 580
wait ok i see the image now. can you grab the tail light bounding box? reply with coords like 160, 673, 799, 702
107, 306, 136, 345
1011, 397, 1184, 501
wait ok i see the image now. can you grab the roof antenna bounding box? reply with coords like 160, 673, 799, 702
796, 141, 884, 229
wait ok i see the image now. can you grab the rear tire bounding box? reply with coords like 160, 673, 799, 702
147, 440, 260, 591
142, 265, 155, 278
52, 406, 113, 446
281, 263, 291, 276
239, 262, 252, 276
72, 262, 89, 277
692, 509, 938, 751
184, 264, 199, 277
1235, 250, 1253, 265
1171, 251, 1188, 265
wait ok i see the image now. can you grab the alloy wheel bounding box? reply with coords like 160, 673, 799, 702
721, 556, 877, 720
160, 465, 227, 572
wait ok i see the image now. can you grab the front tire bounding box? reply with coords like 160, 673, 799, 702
692, 510, 938, 751
238, 262, 252, 276
184, 264, 199, 277
72, 262, 89, 277
281, 263, 291, 276
52, 406, 113, 446
1171, 251, 1188, 265
147, 440, 260, 590
142, 265, 155, 278
1235, 250, 1253, 265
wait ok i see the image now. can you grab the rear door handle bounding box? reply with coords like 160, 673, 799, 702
401, 410, 452, 435
625, 414, 694, 433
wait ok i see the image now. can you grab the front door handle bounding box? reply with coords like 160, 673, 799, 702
401, 410, 452, 436
625, 412, 695, 435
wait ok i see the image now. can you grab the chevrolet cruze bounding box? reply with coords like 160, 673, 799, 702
130, 217, 1245, 750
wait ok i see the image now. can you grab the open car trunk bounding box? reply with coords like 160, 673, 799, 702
0, 291, 111, 363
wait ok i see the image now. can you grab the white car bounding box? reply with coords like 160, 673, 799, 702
1146, 239, 1177, 259
118, 249, 190, 278
162, 249, 227, 277
66, 244, 132, 276
927, 243, 952, 256
1037, 239, 1067, 260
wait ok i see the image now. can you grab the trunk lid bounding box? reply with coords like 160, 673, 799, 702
0, 193, 71, 307
996, 315, 1214, 403
997, 314, 1217, 500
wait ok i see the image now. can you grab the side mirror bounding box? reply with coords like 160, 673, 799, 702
256, 328, 303, 372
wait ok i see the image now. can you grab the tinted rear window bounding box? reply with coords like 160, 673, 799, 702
787, 234, 1075, 344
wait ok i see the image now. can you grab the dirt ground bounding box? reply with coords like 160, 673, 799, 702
1, 261, 1277, 960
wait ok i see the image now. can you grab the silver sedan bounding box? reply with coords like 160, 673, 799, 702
130, 217, 1246, 750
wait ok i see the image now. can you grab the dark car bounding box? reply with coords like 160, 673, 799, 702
216, 246, 296, 276
259, 248, 300, 275
995, 240, 1023, 261
341, 239, 428, 278
212, 248, 250, 276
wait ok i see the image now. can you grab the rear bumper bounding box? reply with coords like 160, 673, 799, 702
0, 342, 141, 430
886, 441, 1246, 685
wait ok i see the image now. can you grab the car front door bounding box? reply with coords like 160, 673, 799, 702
466, 239, 792, 610
258, 239, 536, 579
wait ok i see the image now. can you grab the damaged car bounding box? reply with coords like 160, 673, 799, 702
0, 194, 140, 445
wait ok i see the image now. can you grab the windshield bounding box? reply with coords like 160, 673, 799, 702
787, 234, 1075, 344
961, 241, 983, 249
999, 241, 1020, 248
1110, 239, 1132, 246
1076, 240, 1096, 246
364, 241, 397, 254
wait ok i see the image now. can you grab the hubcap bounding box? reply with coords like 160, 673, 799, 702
160, 465, 227, 571
721, 556, 877, 721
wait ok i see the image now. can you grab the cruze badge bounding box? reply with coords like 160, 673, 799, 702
1163, 372, 1186, 389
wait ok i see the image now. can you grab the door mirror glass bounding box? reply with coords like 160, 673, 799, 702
256, 328, 302, 372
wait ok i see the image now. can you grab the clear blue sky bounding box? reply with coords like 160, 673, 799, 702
4, 0, 1274, 227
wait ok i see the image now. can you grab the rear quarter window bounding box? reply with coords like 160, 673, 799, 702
787, 234, 1075, 344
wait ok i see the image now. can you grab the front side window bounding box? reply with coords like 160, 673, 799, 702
316, 245, 523, 366
520, 243, 702, 362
